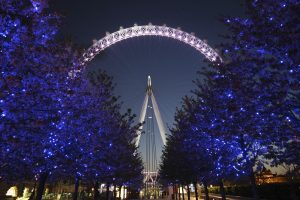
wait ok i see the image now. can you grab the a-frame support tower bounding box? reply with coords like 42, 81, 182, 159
136, 76, 167, 147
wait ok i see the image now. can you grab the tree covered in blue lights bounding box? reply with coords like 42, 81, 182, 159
0, 1, 143, 199
222, 0, 300, 180
161, 1, 299, 200
58, 69, 143, 200
0, 1, 76, 198
160, 87, 247, 200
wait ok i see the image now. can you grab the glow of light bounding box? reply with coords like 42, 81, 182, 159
6, 186, 17, 197
0, 32, 7, 38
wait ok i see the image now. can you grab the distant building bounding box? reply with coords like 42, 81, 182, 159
256, 167, 290, 185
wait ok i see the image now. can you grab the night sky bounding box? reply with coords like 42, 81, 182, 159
53, 0, 246, 163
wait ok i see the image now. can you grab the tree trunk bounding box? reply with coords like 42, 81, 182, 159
172, 185, 175, 200
29, 192, 35, 200
28, 181, 37, 200
73, 176, 80, 200
35, 172, 48, 200
187, 185, 190, 200
175, 185, 178, 200
17, 183, 25, 198
94, 181, 100, 200
240, 136, 260, 200
193, 182, 198, 200
119, 186, 122, 199
219, 180, 226, 200
123, 186, 126, 200
113, 184, 117, 200
249, 169, 260, 200
106, 183, 110, 200
178, 184, 181, 200
181, 185, 185, 200
203, 181, 209, 200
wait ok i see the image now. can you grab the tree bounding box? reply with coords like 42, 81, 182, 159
0, 1, 77, 199
218, 0, 300, 198
0, 1, 143, 199
57, 69, 143, 200
221, 0, 300, 169
163, 1, 300, 200
106, 109, 143, 194
87, 70, 143, 198
161, 89, 245, 200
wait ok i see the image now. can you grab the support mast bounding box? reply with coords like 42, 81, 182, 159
135, 76, 167, 147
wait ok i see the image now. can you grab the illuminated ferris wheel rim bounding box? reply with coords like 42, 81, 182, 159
80, 24, 222, 66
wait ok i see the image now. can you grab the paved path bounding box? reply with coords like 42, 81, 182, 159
141, 195, 265, 200
200, 193, 264, 200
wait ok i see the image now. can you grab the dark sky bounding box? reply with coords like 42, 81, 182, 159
53, 0, 245, 163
